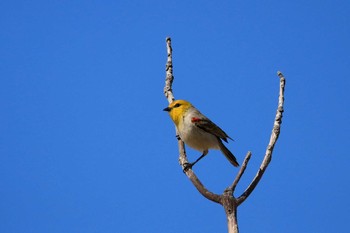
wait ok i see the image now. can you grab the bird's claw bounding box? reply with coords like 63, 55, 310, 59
183, 162, 193, 172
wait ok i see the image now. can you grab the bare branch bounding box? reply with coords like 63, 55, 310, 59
163, 38, 286, 233
221, 190, 239, 232
185, 169, 222, 204
164, 37, 221, 204
227, 151, 252, 193
179, 138, 221, 203
237, 72, 286, 205
164, 37, 175, 103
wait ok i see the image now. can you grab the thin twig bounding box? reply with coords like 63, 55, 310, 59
186, 169, 222, 203
164, 37, 221, 204
237, 71, 285, 205
228, 151, 252, 193
164, 37, 175, 103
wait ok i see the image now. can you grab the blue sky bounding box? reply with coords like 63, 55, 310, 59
1, 0, 349, 232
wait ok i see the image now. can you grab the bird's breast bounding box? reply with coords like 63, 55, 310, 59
177, 113, 219, 151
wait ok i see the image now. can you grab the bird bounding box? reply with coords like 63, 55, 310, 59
163, 100, 239, 169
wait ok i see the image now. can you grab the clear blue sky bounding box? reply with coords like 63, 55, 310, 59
1, 1, 349, 232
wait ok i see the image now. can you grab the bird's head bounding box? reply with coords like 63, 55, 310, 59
163, 100, 192, 126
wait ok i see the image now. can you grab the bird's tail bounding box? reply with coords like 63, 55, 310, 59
218, 139, 239, 167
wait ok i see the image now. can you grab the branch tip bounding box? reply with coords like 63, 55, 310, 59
229, 151, 252, 193
237, 72, 285, 205
277, 71, 284, 79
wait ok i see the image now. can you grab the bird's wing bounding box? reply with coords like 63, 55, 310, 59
192, 117, 233, 143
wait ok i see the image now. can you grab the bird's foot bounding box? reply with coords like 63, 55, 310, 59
183, 162, 193, 172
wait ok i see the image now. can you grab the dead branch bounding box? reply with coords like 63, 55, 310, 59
164, 37, 221, 203
237, 72, 285, 205
163, 37, 286, 233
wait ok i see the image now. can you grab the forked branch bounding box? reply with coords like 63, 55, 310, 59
163, 37, 286, 233
237, 72, 285, 205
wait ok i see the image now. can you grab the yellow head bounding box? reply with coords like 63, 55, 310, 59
163, 100, 193, 126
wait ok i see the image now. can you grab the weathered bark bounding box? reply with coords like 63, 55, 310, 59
222, 189, 239, 233
163, 37, 286, 233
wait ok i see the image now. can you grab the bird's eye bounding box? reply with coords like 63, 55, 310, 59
174, 103, 181, 108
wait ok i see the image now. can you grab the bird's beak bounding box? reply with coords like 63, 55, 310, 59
163, 107, 171, 112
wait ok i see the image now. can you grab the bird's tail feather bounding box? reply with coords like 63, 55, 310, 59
218, 139, 239, 167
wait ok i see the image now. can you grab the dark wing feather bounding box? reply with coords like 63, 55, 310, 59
194, 118, 233, 142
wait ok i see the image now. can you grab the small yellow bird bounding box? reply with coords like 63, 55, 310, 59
163, 100, 239, 168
